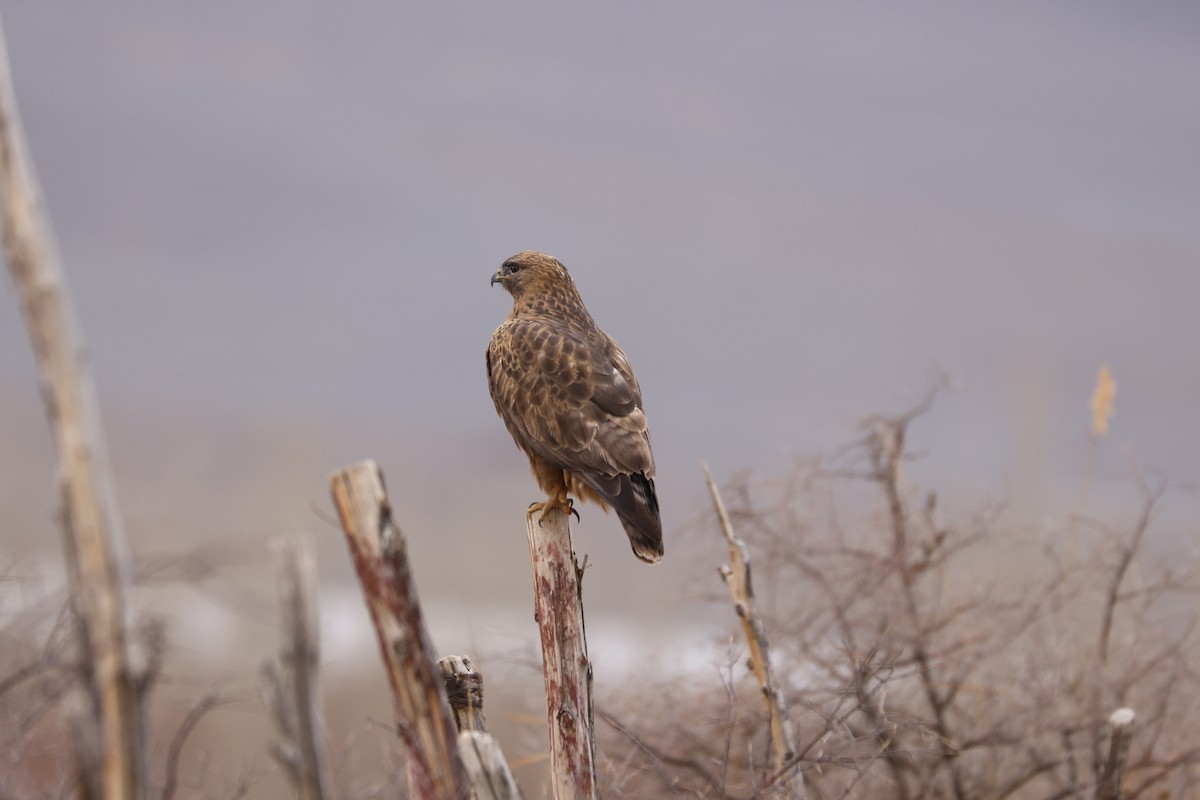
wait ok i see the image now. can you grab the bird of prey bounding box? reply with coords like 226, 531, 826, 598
487, 251, 663, 563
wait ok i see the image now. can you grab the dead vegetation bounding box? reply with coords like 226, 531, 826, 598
595, 397, 1200, 800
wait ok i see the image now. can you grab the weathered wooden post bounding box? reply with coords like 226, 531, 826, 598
439, 655, 526, 800
263, 537, 334, 800
330, 460, 471, 800
1096, 708, 1135, 800
439, 655, 487, 734
525, 507, 597, 800
0, 16, 147, 800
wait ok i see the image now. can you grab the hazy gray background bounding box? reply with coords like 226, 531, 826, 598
1, 1, 1197, 770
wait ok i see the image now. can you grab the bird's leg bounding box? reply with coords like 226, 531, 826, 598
527, 463, 580, 524
528, 491, 579, 525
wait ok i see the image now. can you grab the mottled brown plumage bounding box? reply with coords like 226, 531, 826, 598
487, 251, 662, 563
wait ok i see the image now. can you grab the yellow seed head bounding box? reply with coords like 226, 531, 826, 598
1090, 366, 1116, 436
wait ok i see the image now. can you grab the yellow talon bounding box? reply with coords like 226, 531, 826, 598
528, 496, 579, 525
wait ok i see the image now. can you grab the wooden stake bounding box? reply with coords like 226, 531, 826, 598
525, 507, 597, 800
459, 732, 525, 800
1096, 708, 1135, 800
439, 655, 487, 734
439, 656, 526, 800
330, 460, 470, 800
0, 16, 145, 800
263, 537, 333, 800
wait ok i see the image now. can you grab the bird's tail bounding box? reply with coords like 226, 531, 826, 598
577, 470, 663, 563
597, 472, 663, 563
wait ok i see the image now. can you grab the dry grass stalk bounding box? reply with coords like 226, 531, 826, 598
704, 462, 806, 800
524, 506, 597, 800
263, 537, 334, 800
330, 460, 470, 800
0, 17, 146, 800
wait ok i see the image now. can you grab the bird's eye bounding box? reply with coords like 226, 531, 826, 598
508, 263, 522, 273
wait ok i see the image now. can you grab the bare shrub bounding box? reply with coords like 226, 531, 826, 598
0, 588, 78, 799
599, 400, 1200, 800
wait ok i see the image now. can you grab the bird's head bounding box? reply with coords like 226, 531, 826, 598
490, 251, 572, 299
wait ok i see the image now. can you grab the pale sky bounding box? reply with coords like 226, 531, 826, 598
2, 2, 1198, 651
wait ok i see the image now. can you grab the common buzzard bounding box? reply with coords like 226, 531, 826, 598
487, 251, 662, 563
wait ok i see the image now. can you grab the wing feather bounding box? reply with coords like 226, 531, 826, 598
487, 317, 654, 480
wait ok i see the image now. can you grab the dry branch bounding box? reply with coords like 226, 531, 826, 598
525, 507, 597, 800
0, 16, 146, 800
863, 397, 968, 800
263, 537, 333, 800
329, 460, 470, 800
161, 694, 223, 800
1098, 470, 1163, 664
704, 463, 806, 800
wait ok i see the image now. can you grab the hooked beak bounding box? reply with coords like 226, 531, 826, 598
491, 264, 512, 287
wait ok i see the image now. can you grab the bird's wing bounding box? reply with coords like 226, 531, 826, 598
487, 317, 654, 479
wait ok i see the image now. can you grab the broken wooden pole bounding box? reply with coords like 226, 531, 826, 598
438, 655, 526, 800
525, 507, 597, 800
459, 731, 525, 800
330, 460, 470, 800
0, 17, 146, 800
263, 537, 333, 800
1096, 707, 1135, 800
439, 655, 487, 735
